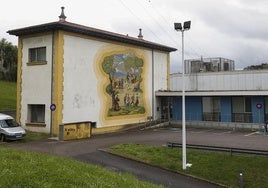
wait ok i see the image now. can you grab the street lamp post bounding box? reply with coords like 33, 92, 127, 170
174, 21, 191, 170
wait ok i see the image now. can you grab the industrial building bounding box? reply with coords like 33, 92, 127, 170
157, 69, 268, 129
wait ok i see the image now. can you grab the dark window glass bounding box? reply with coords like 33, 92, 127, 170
29, 47, 46, 62
245, 97, 251, 112
28, 104, 45, 123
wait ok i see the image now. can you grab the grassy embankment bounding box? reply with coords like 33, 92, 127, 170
0, 80, 16, 110
110, 143, 268, 188
0, 147, 161, 188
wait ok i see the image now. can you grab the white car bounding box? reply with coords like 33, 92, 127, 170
0, 113, 26, 141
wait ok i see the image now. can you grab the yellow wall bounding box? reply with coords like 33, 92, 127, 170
59, 122, 91, 140
16, 38, 23, 124
52, 31, 64, 136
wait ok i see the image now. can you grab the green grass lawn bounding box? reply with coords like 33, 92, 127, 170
0, 146, 162, 188
109, 143, 268, 188
22, 131, 51, 142
0, 81, 16, 110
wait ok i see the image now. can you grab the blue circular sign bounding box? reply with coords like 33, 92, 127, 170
50, 104, 56, 111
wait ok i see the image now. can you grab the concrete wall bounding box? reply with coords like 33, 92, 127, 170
172, 120, 264, 131
152, 51, 169, 119
62, 34, 169, 129
171, 70, 268, 92
20, 35, 53, 133
62, 35, 101, 124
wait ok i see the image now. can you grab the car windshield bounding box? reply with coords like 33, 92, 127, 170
0, 119, 19, 128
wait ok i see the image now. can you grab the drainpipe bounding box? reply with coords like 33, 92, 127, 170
50, 31, 55, 136
151, 49, 155, 119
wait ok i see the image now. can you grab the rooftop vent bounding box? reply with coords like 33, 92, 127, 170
59, 7, 67, 22
138, 28, 143, 39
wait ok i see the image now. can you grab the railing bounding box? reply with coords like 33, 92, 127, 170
139, 117, 169, 130
203, 112, 221, 121
232, 113, 252, 123
167, 142, 268, 156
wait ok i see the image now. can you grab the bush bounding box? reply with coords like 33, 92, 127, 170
0, 67, 16, 81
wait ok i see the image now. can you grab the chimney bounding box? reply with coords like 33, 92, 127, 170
138, 28, 143, 39
59, 7, 67, 22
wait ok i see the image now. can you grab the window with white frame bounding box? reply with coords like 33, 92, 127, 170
28, 47, 46, 63
232, 97, 252, 122
232, 97, 252, 113
28, 104, 45, 123
202, 97, 221, 121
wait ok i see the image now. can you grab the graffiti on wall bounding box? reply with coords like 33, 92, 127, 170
102, 53, 145, 117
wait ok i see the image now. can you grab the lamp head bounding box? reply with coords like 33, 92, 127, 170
183, 21, 191, 30
174, 23, 182, 31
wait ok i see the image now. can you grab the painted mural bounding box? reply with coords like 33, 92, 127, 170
102, 53, 145, 117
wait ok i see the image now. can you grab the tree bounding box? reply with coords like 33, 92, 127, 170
0, 38, 17, 81
243, 63, 268, 70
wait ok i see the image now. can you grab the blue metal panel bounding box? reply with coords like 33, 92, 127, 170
172, 97, 182, 120
251, 96, 265, 123
172, 95, 267, 124
186, 96, 202, 120
221, 97, 232, 122
172, 96, 202, 121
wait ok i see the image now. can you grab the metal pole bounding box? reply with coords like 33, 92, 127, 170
182, 30, 187, 170
239, 172, 243, 188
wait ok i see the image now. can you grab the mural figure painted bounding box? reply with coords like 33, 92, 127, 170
102, 53, 145, 117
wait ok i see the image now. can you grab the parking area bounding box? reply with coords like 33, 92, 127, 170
153, 127, 268, 151
5, 126, 267, 157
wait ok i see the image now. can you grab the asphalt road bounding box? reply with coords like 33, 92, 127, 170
6, 127, 268, 187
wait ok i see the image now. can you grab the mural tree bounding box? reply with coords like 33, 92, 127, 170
124, 55, 143, 92
102, 55, 117, 111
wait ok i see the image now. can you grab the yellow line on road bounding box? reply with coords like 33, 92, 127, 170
245, 132, 258, 136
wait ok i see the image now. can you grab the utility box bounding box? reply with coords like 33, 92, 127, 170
59, 122, 91, 141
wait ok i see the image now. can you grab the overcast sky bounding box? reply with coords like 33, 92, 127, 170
1, 0, 268, 73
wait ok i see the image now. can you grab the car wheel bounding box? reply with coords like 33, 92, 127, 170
0, 134, 5, 142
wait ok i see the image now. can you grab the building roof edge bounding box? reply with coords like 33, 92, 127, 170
7, 21, 177, 52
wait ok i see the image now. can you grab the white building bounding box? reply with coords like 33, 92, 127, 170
8, 7, 176, 138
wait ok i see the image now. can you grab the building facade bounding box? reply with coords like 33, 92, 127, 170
157, 70, 268, 129
8, 8, 176, 136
